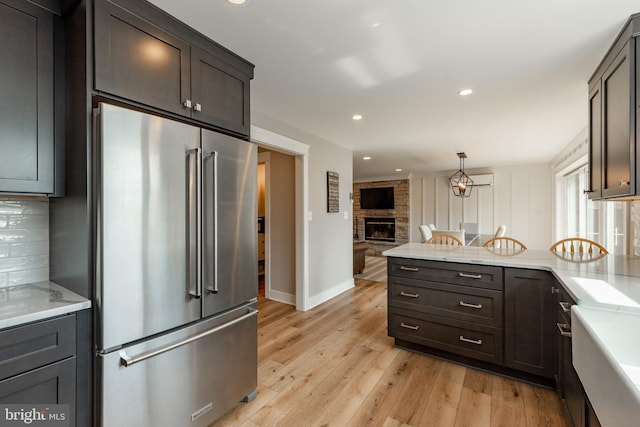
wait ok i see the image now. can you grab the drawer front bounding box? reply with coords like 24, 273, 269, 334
388, 258, 503, 290
0, 357, 76, 406
0, 314, 76, 381
389, 308, 502, 364
389, 276, 502, 327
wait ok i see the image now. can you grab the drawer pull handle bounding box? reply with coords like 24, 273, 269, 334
458, 273, 482, 279
459, 335, 482, 345
400, 292, 419, 298
559, 301, 572, 313
459, 301, 482, 309
399, 266, 419, 272
557, 322, 572, 337
400, 322, 419, 331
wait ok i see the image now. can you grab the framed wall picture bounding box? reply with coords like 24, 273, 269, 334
327, 171, 339, 213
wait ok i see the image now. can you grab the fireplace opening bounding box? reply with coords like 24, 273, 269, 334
364, 217, 395, 242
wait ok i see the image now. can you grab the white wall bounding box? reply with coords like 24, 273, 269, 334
252, 110, 354, 309
410, 164, 553, 250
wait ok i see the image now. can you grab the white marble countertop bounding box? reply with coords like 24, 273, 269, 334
383, 243, 640, 313
0, 281, 91, 330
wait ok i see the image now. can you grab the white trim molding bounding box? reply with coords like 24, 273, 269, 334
251, 125, 311, 311
306, 279, 354, 311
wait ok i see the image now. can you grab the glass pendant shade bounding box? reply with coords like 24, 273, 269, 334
449, 153, 474, 197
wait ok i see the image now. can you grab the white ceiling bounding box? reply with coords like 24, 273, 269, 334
149, 0, 639, 180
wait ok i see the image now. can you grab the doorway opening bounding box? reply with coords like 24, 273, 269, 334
251, 126, 310, 311
257, 150, 296, 304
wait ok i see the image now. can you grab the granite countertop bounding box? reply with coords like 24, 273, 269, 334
383, 243, 640, 313
0, 281, 91, 330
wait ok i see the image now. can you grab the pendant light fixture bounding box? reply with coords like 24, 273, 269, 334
449, 152, 474, 197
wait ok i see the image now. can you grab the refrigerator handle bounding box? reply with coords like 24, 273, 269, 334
203, 151, 219, 294
119, 308, 258, 367
187, 147, 202, 299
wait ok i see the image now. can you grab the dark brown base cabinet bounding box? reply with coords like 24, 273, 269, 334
387, 257, 605, 426
555, 285, 584, 427
387, 258, 560, 379
554, 284, 602, 427
504, 268, 554, 379
0, 314, 77, 426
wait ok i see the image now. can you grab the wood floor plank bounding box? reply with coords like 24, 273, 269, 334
415, 360, 467, 427
463, 369, 493, 395
210, 384, 278, 427
256, 358, 285, 388
490, 376, 527, 427
347, 350, 419, 427
274, 297, 393, 426
454, 387, 492, 427
386, 354, 441, 425
521, 383, 566, 427
309, 323, 400, 427
210, 278, 568, 427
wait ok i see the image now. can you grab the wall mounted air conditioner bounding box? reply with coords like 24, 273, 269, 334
469, 174, 494, 187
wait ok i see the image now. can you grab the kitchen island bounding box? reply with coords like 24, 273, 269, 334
384, 243, 640, 427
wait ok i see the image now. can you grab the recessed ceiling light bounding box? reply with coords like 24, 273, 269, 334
363, 156, 372, 160
352, 114, 363, 121
458, 88, 473, 96
372, 22, 381, 28
395, 168, 402, 172
227, 0, 247, 5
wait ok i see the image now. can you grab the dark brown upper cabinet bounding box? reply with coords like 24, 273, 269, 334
0, 0, 58, 194
93, 0, 253, 137
587, 14, 639, 200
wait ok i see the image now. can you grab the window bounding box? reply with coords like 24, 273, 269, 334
561, 164, 628, 255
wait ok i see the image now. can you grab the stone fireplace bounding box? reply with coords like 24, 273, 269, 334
364, 217, 396, 242
353, 179, 409, 255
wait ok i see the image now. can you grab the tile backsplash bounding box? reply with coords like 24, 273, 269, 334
0, 197, 49, 288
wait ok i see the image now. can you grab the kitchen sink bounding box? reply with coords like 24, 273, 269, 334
572, 306, 640, 427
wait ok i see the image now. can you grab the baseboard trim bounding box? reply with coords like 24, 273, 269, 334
267, 289, 296, 306
306, 278, 355, 310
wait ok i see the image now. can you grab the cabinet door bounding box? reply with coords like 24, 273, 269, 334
601, 40, 634, 198
191, 47, 251, 136
0, 0, 54, 194
94, 0, 191, 117
588, 82, 603, 199
504, 269, 554, 378
0, 357, 76, 425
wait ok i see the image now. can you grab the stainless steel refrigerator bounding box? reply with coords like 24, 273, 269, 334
93, 103, 257, 426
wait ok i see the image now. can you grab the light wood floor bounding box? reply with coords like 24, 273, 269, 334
211, 278, 567, 427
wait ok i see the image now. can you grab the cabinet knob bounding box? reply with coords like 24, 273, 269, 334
620, 180, 630, 187
583, 189, 592, 194
193, 102, 202, 112
551, 286, 559, 294
183, 99, 193, 109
